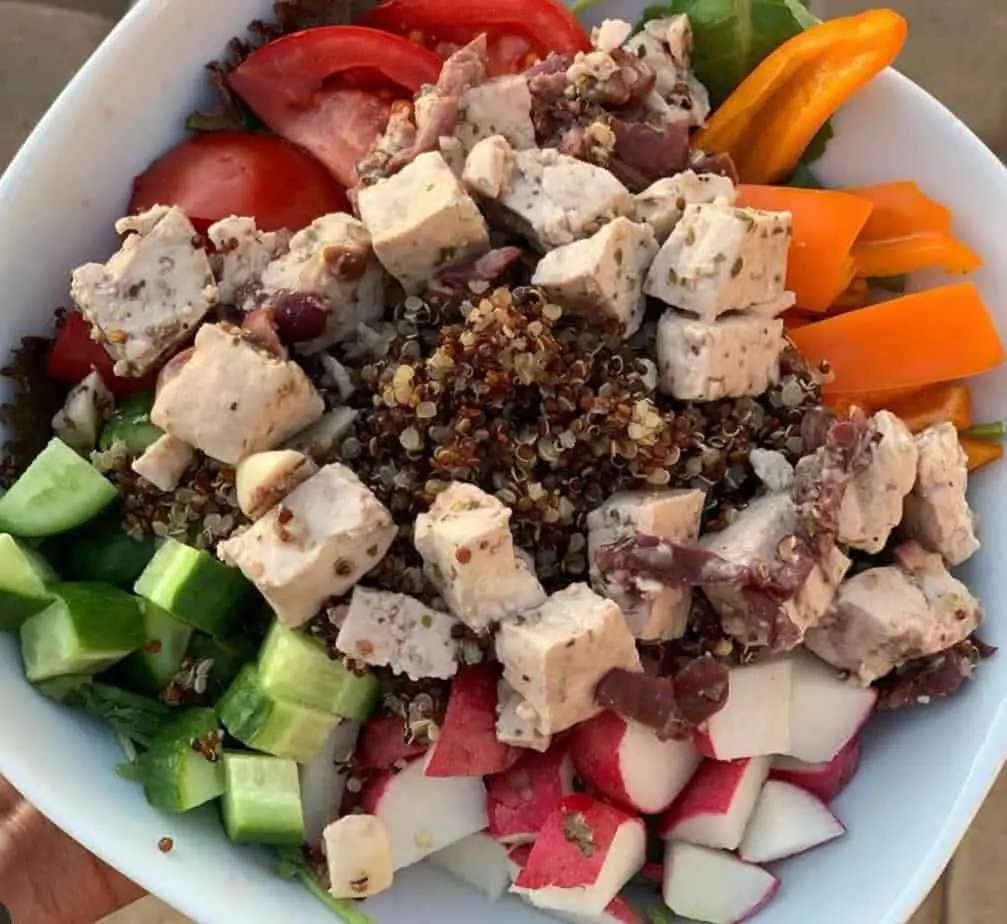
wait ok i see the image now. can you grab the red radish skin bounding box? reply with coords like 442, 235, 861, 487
513, 794, 646, 916
571, 711, 702, 814
659, 757, 771, 850
487, 744, 574, 845
426, 663, 522, 777
640, 861, 664, 884
770, 735, 862, 803
738, 780, 846, 864
356, 714, 428, 770
550, 895, 645, 924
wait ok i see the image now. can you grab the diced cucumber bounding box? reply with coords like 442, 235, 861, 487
19, 583, 144, 682
0, 438, 118, 537
61, 516, 157, 587
186, 632, 259, 704
222, 752, 305, 845
113, 601, 194, 696
134, 538, 252, 638
118, 392, 156, 418
34, 673, 94, 703
139, 708, 225, 813
259, 621, 380, 720
99, 391, 162, 455
0, 534, 57, 632
218, 664, 337, 762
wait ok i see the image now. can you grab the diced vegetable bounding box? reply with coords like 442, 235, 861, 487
99, 391, 163, 455
19, 583, 144, 682
961, 421, 1007, 440
60, 516, 158, 587
33, 673, 94, 703
880, 384, 973, 433
134, 538, 252, 638
222, 752, 305, 845
138, 708, 225, 813
0, 438, 118, 537
961, 437, 1004, 472
851, 236, 982, 279
850, 180, 953, 240
185, 631, 259, 703
0, 534, 57, 632
789, 283, 1006, 394
113, 600, 194, 696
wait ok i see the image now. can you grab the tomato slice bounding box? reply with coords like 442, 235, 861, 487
48, 313, 159, 397
361, 0, 591, 75
130, 133, 348, 234
228, 26, 443, 187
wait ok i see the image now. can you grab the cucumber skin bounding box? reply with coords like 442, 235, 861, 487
33, 674, 94, 703
113, 602, 194, 697
0, 534, 57, 632
222, 752, 305, 846
0, 438, 118, 538
60, 518, 157, 587
140, 708, 225, 813
99, 391, 162, 455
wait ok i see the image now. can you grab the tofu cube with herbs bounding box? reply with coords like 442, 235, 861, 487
494, 583, 642, 736
414, 482, 546, 633
656, 310, 785, 402
357, 151, 490, 294
218, 464, 396, 628
531, 218, 658, 336
151, 323, 324, 465
455, 75, 537, 151
634, 170, 737, 243
71, 206, 219, 376
208, 215, 288, 305
336, 586, 461, 681
644, 202, 792, 320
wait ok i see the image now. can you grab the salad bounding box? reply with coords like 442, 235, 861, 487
0, 1, 1004, 922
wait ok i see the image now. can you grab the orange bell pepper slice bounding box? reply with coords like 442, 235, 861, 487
848, 181, 953, 241
790, 282, 1005, 394
879, 383, 973, 432
961, 437, 1004, 472
851, 236, 982, 278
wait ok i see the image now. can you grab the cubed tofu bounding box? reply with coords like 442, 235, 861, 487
258, 213, 387, 351
496, 680, 552, 752
456, 76, 536, 151
70, 206, 218, 376
634, 170, 737, 243
151, 323, 324, 465
903, 423, 980, 566
208, 216, 289, 305
592, 18, 633, 52
495, 583, 642, 736
218, 464, 396, 627
805, 542, 983, 683
336, 586, 460, 681
749, 449, 795, 494
414, 482, 546, 633
531, 218, 658, 336
131, 434, 195, 492
462, 134, 514, 199
656, 310, 785, 402
644, 202, 792, 321
357, 152, 490, 294
701, 494, 852, 649
587, 489, 704, 640
838, 411, 919, 553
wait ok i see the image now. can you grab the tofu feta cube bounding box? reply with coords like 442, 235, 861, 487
70, 205, 218, 376
414, 482, 546, 633
644, 202, 792, 321
336, 586, 460, 681
592, 18, 634, 52
208, 216, 289, 305
656, 310, 785, 402
634, 170, 737, 243
531, 218, 658, 336
701, 494, 851, 649
495, 583, 642, 736
805, 542, 983, 683
257, 213, 387, 351
587, 489, 704, 640
903, 422, 980, 566
357, 152, 490, 294
218, 464, 397, 627
131, 434, 195, 492
456, 76, 536, 151
51, 371, 113, 452
462, 134, 514, 199
151, 323, 324, 465
496, 680, 552, 752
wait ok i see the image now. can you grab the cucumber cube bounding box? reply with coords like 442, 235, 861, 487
134, 538, 252, 638
61, 517, 157, 587
185, 632, 258, 703
222, 752, 305, 845
0, 534, 57, 631
218, 664, 337, 762
0, 438, 118, 537
33, 673, 94, 703
259, 621, 380, 720
140, 708, 225, 813
19, 583, 144, 682
113, 601, 194, 696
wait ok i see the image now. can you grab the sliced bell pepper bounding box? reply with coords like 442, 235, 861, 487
830, 276, 871, 311
880, 383, 973, 432
961, 437, 1004, 472
790, 282, 1005, 394
851, 235, 982, 278
848, 181, 953, 241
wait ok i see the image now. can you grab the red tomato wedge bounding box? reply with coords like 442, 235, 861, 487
48, 313, 158, 397
361, 0, 592, 75
130, 132, 348, 234
227, 26, 443, 187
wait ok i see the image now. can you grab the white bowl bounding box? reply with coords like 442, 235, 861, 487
1, 1, 1006, 922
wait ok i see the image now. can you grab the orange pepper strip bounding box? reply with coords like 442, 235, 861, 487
851, 236, 983, 278
737, 186, 874, 312
847, 181, 953, 241
789, 282, 1005, 394
961, 437, 1004, 472
830, 275, 872, 312
879, 383, 973, 432
733, 11, 908, 185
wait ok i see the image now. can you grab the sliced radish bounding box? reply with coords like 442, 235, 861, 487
695, 659, 792, 760
770, 735, 862, 803
663, 841, 780, 924
738, 780, 846, 863
640, 860, 664, 884
487, 743, 574, 845
360, 753, 488, 869
356, 713, 428, 770
299, 719, 360, 846
427, 831, 513, 902
659, 756, 771, 850
512, 794, 646, 916
571, 711, 702, 814
547, 894, 644, 924
426, 662, 522, 777
786, 652, 877, 763
507, 843, 533, 882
